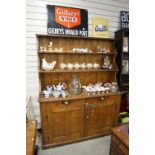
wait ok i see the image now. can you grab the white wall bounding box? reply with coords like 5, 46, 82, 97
26, 0, 129, 128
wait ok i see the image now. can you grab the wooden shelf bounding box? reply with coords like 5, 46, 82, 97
39, 68, 118, 73
38, 51, 117, 55
39, 91, 123, 102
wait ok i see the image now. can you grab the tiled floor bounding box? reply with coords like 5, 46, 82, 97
36, 132, 111, 155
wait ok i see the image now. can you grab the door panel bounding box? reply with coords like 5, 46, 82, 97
47, 106, 68, 143
67, 104, 84, 140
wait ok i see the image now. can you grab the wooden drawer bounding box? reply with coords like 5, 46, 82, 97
46, 99, 85, 108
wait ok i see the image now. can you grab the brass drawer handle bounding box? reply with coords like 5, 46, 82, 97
101, 97, 105, 100
63, 101, 69, 105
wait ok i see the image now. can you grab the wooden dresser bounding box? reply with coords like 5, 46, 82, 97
37, 35, 122, 148
110, 124, 129, 155
26, 120, 37, 155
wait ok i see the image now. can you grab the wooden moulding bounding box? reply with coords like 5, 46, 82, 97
39, 92, 123, 102
36, 34, 116, 41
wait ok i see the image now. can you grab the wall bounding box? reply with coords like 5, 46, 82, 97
26, 0, 129, 128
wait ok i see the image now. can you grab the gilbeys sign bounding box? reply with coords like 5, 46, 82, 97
47, 5, 88, 37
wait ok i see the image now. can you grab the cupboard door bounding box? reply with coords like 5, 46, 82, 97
47, 105, 68, 144
67, 100, 84, 140
85, 98, 103, 136
101, 100, 115, 130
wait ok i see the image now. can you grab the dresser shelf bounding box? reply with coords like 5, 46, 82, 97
39, 68, 118, 73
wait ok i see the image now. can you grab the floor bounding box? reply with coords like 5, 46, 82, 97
36, 132, 111, 155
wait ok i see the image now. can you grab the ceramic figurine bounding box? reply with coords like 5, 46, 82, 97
43, 47, 47, 52
48, 41, 54, 52
42, 58, 56, 71
40, 46, 44, 51
102, 56, 113, 69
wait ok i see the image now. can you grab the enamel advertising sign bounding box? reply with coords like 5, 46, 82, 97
121, 11, 129, 28
47, 5, 88, 37
92, 17, 109, 38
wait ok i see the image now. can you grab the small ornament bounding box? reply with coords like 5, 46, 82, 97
48, 41, 54, 52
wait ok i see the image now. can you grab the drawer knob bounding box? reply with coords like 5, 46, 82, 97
64, 101, 69, 105
101, 97, 105, 100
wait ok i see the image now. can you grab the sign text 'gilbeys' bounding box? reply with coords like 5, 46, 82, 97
55, 7, 81, 28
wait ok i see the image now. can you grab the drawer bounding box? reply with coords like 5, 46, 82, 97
46, 99, 85, 108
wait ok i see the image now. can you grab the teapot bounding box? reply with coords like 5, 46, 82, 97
42, 90, 50, 98
56, 83, 66, 91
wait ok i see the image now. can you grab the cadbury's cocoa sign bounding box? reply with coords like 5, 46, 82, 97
47, 5, 88, 37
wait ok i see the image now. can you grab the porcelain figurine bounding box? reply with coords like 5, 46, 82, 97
40, 46, 44, 51
74, 63, 80, 69
48, 41, 54, 52
42, 58, 57, 71
102, 56, 113, 69
67, 63, 74, 70
60, 63, 67, 70
43, 47, 47, 52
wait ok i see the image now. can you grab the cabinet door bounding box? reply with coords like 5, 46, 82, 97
101, 99, 115, 130
46, 100, 84, 144
85, 98, 103, 136
85, 97, 116, 136
101, 96, 121, 130
47, 103, 68, 144
67, 100, 84, 140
